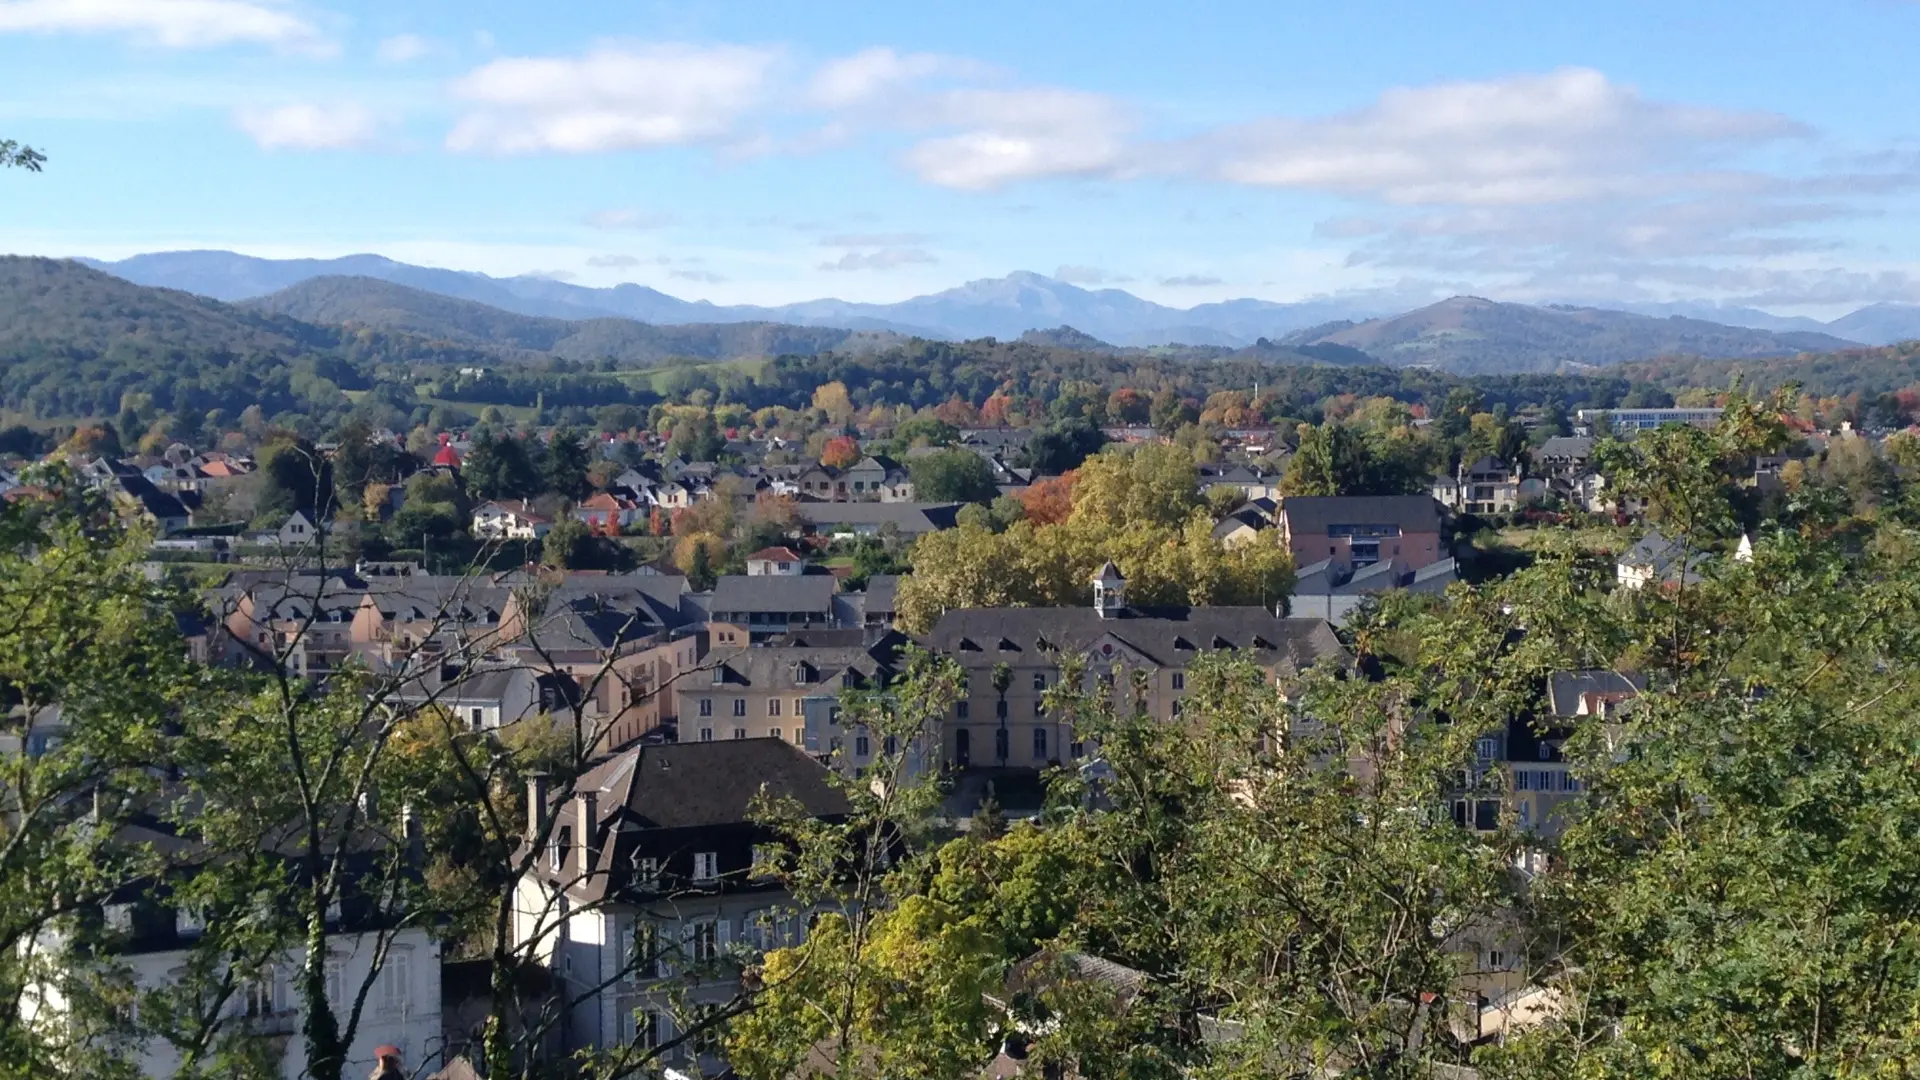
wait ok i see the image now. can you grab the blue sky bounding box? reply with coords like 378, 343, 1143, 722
2, 0, 1918, 314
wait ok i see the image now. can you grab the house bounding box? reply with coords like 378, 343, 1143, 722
1199, 463, 1282, 502
1535, 436, 1596, 480
471, 500, 552, 541
573, 492, 640, 534
1487, 671, 1644, 838
744, 546, 806, 577
919, 564, 1344, 772
513, 740, 852, 1076
843, 456, 894, 499
276, 510, 321, 546
1276, 495, 1446, 571
1616, 529, 1704, 591
429, 435, 463, 472
1286, 557, 1458, 627
707, 575, 842, 642
1210, 507, 1272, 548
792, 502, 963, 540
111, 475, 193, 535
1455, 456, 1520, 515
859, 574, 900, 629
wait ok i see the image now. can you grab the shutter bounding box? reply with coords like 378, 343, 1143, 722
716, 915, 732, 952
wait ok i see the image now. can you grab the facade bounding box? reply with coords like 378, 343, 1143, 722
919, 567, 1345, 771
1575, 407, 1723, 433
706, 575, 842, 642
471, 500, 552, 540
1276, 495, 1446, 571
512, 740, 851, 1076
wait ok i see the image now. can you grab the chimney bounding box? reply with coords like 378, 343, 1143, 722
527, 772, 551, 839
573, 791, 598, 881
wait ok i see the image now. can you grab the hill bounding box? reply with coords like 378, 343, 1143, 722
240, 276, 888, 364
1018, 325, 1116, 351
0, 255, 330, 355
1826, 303, 1920, 347
1296, 296, 1859, 374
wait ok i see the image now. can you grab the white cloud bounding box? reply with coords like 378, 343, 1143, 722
445, 42, 779, 154
807, 46, 985, 108
818, 247, 939, 272
234, 103, 377, 150
0, 0, 329, 53
583, 208, 677, 230
1159, 274, 1223, 287
375, 32, 430, 63
1205, 67, 1803, 206
1055, 264, 1131, 285
585, 253, 641, 268
819, 231, 930, 247
669, 269, 728, 284
901, 88, 1134, 189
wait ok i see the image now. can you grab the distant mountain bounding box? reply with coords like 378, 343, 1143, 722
78, 253, 1397, 346
241, 276, 894, 364
1294, 296, 1859, 374
1607, 300, 1836, 336
1826, 303, 1920, 347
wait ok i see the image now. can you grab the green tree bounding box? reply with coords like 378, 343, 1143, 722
462, 433, 540, 502
539, 512, 588, 569
257, 436, 335, 521
541, 427, 592, 500
909, 449, 1001, 504
667, 410, 726, 462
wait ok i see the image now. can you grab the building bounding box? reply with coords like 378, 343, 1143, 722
1534, 436, 1596, 480
744, 546, 806, 577
706, 574, 844, 643
919, 564, 1345, 771
1276, 495, 1446, 572
1575, 407, 1723, 433
1455, 456, 1520, 515
26, 813, 442, 1080
512, 740, 852, 1076
1287, 557, 1457, 627
471, 501, 552, 541
1616, 529, 1704, 591
792, 502, 963, 540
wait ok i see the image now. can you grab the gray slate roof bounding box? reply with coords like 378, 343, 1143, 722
1547, 670, 1646, 718
1280, 495, 1443, 535
581, 738, 852, 831
794, 502, 963, 534
922, 605, 1344, 675
710, 573, 839, 615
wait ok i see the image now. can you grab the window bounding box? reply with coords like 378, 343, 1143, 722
751, 843, 780, 880
1513, 771, 1531, 791
698, 698, 712, 717
1070, 740, 1084, 758
883, 735, 897, 756
242, 968, 282, 1017
469, 707, 484, 730
324, 961, 344, 1005
793, 698, 804, 717
1033, 728, 1048, 760
1032, 672, 1047, 691
1033, 700, 1045, 717
794, 729, 806, 745
688, 920, 720, 964
1476, 737, 1499, 761
633, 856, 661, 890
1171, 672, 1185, 691
770, 727, 782, 741
855, 735, 870, 757
699, 727, 713, 742
768, 698, 782, 716
733, 727, 746, 740
732, 698, 746, 717
956, 700, 969, 720
633, 921, 662, 978
1538, 742, 1553, 761
693, 852, 720, 884
378, 951, 411, 1011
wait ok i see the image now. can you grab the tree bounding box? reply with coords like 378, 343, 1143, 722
909, 450, 1000, 504
539, 513, 588, 569
258, 436, 335, 521
540, 428, 592, 500
0, 139, 44, 171
1279, 422, 1370, 497
667, 411, 725, 462
1020, 419, 1106, 474
462, 433, 540, 502
821, 435, 862, 470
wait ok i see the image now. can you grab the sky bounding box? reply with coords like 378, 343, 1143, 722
2, 0, 1919, 316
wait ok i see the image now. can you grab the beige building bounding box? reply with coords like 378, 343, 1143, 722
918, 564, 1345, 771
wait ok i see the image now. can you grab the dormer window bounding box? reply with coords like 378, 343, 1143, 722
693, 852, 720, 884
632, 854, 661, 890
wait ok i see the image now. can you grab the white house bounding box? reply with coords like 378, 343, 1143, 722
744, 546, 806, 577
472, 501, 552, 541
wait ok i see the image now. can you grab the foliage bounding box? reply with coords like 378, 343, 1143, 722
908, 449, 1001, 504
0, 139, 45, 171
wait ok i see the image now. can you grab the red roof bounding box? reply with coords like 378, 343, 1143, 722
431, 433, 462, 468
747, 546, 804, 563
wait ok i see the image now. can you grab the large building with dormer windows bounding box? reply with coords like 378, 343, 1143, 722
918, 564, 1345, 771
